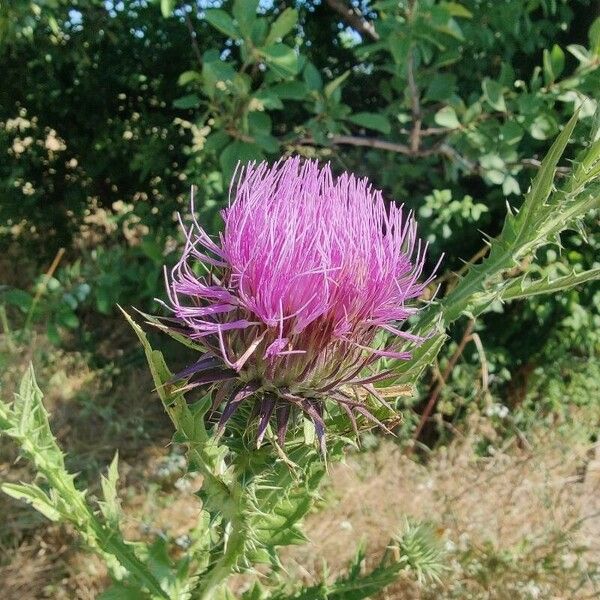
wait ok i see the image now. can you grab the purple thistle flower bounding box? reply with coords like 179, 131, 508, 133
163, 157, 437, 450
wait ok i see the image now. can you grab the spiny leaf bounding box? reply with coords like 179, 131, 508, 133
520, 111, 579, 227
99, 452, 121, 527
1, 367, 169, 599
120, 307, 232, 516
394, 520, 446, 584
275, 522, 445, 599
1, 482, 62, 521
419, 111, 595, 330
389, 332, 447, 386
500, 267, 600, 301
404, 113, 598, 385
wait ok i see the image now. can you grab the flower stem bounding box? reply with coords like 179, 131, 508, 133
194, 483, 249, 600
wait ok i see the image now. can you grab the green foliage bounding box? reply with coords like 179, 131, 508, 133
1, 2, 598, 404
424, 111, 599, 327
0, 0, 600, 394
1, 4, 600, 594
0, 346, 448, 597
384, 115, 599, 393
269, 521, 445, 600
419, 189, 488, 244
5, 117, 596, 589
0, 366, 169, 599
394, 520, 447, 584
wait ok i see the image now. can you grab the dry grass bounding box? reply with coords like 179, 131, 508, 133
1, 340, 599, 599
280, 416, 600, 598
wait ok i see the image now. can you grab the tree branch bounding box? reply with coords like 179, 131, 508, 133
294, 135, 569, 177
184, 7, 203, 69
318, 134, 413, 154
325, 0, 379, 41
297, 134, 457, 158
406, 49, 422, 153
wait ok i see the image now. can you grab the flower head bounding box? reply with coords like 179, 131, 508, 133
164, 157, 436, 449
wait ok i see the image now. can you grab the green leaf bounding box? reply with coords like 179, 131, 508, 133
390, 333, 446, 385
549, 44, 565, 78
346, 112, 391, 134
204, 9, 239, 39
202, 53, 236, 93
248, 111, 272, 135
56, 307, 79, 329
498, 62, 515, 86
262, 43, 299, 79
252, 89, 284, 110
1, 289, 33, 312
529, 113, 559, 140
119, 309, 228, 481
2, 482, 62, 521
233, 0, 258, 37
501, 267, 600, 301
265, 8, 298, 45
303, 62, 323, 91
97, 583, 145, 600
589, 16, 600, 56
303, 417, 315, 445
46, 321, 61, 345
220, 141, 264, 181
424, 74, 457, 102
567, 44, 590, 64
140, 239, 163, 264
480, 153, 506, 184
440, 2, 473, 18
389, 35, 410, 64
250, 18, 269, 45
253, 133, 279, 153
95, 288, 112, 315
271, 81, 308, 100
173, 94, 200, 109
99, 452, 121, 527
160, 0, 176, 18
543, 44, 565, 84
204, 131, 230, 155
324, 70, 350, 99
177, 70, 202, 86
145, 538, 175, 588
434, 106, 460, 129
242, 582, 267, 600
48, 16, 60, 35
499, 120, 523, 145
482, 78, 506, 112
433, 17, 465, 41
502, 175, 520, 196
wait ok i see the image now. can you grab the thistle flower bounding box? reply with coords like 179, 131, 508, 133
163, 157, 437, 450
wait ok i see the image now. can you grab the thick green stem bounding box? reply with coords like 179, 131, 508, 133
194, 483, 249, 600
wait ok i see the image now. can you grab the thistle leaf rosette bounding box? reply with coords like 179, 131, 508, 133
163, 157, 437, 449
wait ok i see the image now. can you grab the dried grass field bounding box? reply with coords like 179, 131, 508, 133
1, 338, 599, 599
